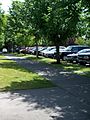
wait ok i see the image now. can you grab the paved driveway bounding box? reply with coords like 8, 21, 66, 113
0, 88, 90, 120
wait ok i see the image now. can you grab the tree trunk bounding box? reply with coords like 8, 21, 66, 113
36, 41, 38, 58
56, 44, 60, 64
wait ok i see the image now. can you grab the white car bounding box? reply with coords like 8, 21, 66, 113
40, 46, 55, 56
45, 46, 66, 58
45, 48, 56, 58
2, 48, 7, 53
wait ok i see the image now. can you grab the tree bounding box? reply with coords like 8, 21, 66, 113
77, 0, 90, 39
0, 3, 5, 50
25, 0, 81, 63
5, 0, 31, 52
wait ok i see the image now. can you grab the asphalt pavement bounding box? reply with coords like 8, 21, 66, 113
0, 54, 90, 120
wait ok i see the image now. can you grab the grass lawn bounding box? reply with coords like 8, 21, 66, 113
61, 62, 90, 77
0, 55, 54, 91
14, 53, 90, 77
14, 53, 56, 63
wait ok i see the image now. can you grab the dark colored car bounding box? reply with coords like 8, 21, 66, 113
59, 45, 90, 60
78, 52, 90, 65
66, 49, 90, 63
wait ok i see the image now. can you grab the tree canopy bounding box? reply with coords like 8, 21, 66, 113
0, 0, 89, 63
0, 3, 5, 49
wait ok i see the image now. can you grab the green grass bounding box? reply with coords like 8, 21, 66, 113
0, 55, 54, 91
49, 61, 90, 77
16, 53, 90, 77
62, 62, 90, 77
14, 53, 56, 63
0, 54, 5, 59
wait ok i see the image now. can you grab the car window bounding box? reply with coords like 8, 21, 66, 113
71, 47, 78, 52
87, 51, 90, 53
78, 47, 88, 51
65, 46, 72, 51
78, 49, 90, 53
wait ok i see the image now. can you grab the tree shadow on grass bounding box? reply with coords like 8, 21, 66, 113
50, 61, 90, 78
0, 60, 33, 73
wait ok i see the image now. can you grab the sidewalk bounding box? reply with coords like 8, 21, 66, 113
0, 54, 90, 120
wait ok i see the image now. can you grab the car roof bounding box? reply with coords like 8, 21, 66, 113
68, 45, 89, 47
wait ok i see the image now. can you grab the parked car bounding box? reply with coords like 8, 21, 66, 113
40, 46, 55, 56
66, 49, 90, 63
30, 47, 37, 54
27, 47, 35, 54
2, 48, 8, 53
38, 47, 47, 55
59, 45, 90, 60
44, 48, 56, 58
20, 48, 27, 54
78, 52, 90, 65
31, 46, 47, 55
45, 46, 66, 58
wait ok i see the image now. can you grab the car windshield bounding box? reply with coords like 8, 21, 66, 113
59, 46, 66, 49
49, 48, 56, 52
65, 46, 72, 51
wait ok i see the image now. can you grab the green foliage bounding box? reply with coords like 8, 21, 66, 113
1, 0, 89, 55
75, 37, 86, 45
0, 4, 5, 49
86, 39, 90, 46
25, 0, 80, 43
5, 0, 33, 49
77, 0, 90, 39
25, 0, 81, 63
75, 37, 90, 46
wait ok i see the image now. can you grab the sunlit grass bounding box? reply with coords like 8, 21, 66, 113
30, 55, 56, 63
0, 55, 54, 91
14, 53, 56, 63
60, 62, 90, 77
0, 54, 5, 59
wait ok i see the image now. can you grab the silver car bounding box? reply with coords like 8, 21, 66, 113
66, 49, 90, 63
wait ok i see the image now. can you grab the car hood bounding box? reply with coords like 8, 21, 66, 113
67, 53, 78, 57
78, 53, 90, 55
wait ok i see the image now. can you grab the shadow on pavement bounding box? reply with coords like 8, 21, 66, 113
1, 54, 90, 120
0, 88, 90, 120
